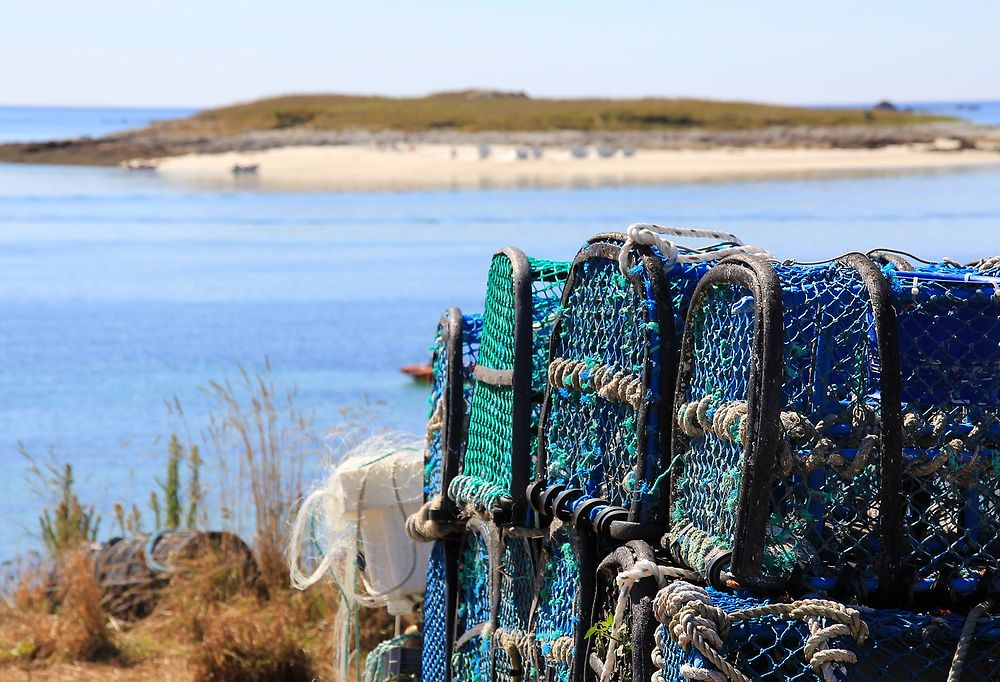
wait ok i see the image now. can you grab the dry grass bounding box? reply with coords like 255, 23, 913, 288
157, 91, 950, 136
0, 534, 396, 681
1, 362, 395, 680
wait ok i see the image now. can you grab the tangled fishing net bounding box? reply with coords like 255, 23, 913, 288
288, 432, 426, 680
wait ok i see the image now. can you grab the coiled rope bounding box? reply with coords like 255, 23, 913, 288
677, 397, 878, 479
618, 224, 769, 275
652, 581, 867, 682
547, 357, 644, 410
405, 496, 453, 542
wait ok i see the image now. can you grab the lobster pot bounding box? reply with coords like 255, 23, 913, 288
451, 520, 497, 682
493, 531, 540, 682
652, 584, 1000, 681
421, 309, 482, 682
92, 530, 256, 619
883, 262, 1000, 598
668, 255, 899, 596
447, 249, 569, 518
424, 309, 483, 502
583, 541, 660, 682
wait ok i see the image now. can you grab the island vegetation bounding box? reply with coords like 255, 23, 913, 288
0, 90, 966, 167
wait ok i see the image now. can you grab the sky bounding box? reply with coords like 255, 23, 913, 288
2, 0, 999, 108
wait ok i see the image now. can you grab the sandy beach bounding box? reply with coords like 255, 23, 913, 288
153, 143, 1000, 191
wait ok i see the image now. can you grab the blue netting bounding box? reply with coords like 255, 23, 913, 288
534, 525, 579, 682
494, 534, 539, 682
425, 312, 482, 501
655, 588, 1000, 681
452, 527, 494, 682
421, 312, 481, 682
535, 244, 716, 682
884, 263, 1000, 593
422, 541, 450, 682
671, 262, 887, 588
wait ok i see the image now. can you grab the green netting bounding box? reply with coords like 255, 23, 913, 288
448, 252, 569, 512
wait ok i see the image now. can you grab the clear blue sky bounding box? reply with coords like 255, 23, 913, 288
3, 0, 998, 108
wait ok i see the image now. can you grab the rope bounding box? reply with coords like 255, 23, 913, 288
547, 357, 644, 410
426, 392, 444, 448
544, 635, 575, 665
599, 560, 698, 682
495, 628, 536, 680
447, 474, 508, 515
652, 581, 867, 682
362, 633, 419, 682
678, 397, 879, 479
617, 224, 769, 275
947, 600, 993, 682
405, 496, 452, 542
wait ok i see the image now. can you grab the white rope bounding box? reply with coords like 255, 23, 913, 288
652, 581, 867, 682
618, 224, 769, 275
600, 560, 698, 682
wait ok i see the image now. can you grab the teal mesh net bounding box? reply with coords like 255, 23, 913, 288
449, 252, 569, 512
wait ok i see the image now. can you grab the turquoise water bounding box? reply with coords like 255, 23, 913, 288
2, 108, 1000, 561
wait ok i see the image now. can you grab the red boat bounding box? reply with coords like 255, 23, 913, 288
400, 364, 434, 383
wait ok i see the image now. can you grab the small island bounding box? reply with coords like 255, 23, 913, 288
1, 90, 998, 190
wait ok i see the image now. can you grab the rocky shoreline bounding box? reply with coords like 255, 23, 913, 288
1, 121, 998, 167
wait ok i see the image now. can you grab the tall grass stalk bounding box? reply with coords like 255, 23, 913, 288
203, 360, 318, 589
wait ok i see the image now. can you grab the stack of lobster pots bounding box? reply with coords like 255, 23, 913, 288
406, 226, 1000, 682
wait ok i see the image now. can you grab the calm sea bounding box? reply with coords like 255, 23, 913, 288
1, 106, 999, 561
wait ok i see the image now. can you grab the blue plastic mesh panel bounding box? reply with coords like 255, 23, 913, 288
495, 534, 538, 682
885, 263, 1000, 591
425, 313, 482, 500
534, 526, 579, 682
672, 263, 886, 587
452, 529, 493, 682
422, 541, 450, 682
654, 589, 1000, 680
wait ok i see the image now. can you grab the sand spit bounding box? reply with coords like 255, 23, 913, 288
152, 143, 1000, 191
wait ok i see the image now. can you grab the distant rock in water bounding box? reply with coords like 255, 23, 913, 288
873, 100, 898, 112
